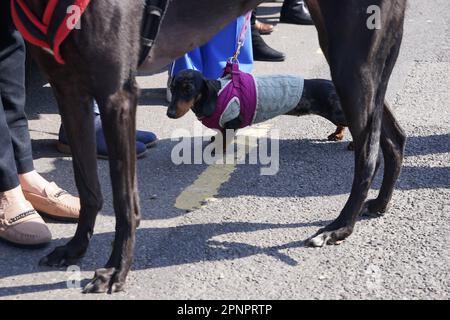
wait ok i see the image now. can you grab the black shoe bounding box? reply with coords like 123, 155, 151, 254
280, 0, 314, 25
252, 26, 286, 62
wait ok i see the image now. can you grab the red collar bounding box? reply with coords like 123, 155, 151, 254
11, 0, 91, 64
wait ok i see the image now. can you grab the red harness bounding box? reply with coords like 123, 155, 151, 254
11, 0, 91, 64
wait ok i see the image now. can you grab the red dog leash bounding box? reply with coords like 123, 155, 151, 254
232, 11, 252, 62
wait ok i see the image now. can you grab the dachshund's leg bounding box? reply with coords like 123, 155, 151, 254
306, 0, 406, 247
209, 129, 237, 156
222, 129, 237, 153
287, 78, 347, 126
287, 79, 351, 148
33, 52, 102, 267
287, 79, 351, 147
83, 79, 140, 294
328, 126, 346, 142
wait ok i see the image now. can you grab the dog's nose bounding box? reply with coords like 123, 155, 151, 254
167, 109, 178, 119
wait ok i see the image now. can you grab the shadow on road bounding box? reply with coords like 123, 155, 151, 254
30, 133, 450, 201
0, 220, 327, 297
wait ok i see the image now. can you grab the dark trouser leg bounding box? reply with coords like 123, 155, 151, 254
251, 1, 284, 62
0, 1, 34, 192
280, 0, 313, 25
252, 16, 286, 62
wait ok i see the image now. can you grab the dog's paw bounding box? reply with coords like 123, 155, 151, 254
361, 199, 389, 218
327, 132, 344, 142
306, 225, 353, 247
83, 268, 125, 294
39, 245, 84, 267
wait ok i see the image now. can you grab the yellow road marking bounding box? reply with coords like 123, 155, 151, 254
175, 123, 274, 211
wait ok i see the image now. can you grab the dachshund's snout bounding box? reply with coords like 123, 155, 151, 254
167, 108, 178, 119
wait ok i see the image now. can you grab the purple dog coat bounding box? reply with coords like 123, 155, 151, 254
201, 62, 257, 130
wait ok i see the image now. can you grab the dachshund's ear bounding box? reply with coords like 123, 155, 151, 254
201, 79, 219, 117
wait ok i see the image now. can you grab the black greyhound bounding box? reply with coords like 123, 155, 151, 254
22, 0, 406, 293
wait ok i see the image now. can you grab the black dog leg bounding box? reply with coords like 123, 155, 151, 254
290, 62, 405, 219
362, 40, 407, 217
306, 0, 406, 246
83, 79, 140, 294
33, 52, 103, 266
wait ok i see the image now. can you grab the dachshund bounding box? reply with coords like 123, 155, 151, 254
167, 69, 349, 150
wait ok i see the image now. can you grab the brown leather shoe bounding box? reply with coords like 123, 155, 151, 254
0, 201, 51, 248
255, 20, 274, 35
23, 182, 80, 222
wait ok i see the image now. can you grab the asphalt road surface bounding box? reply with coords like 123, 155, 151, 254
1, 0, 449, 300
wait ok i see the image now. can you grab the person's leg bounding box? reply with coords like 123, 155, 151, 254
0, 26, 33, 192
253, 10, 274, 35
92, 100, 157, 148
280, 0, 313, 25
57, 99, 155, 158
0, 69, 21, 194
170, 47, 204, 77
0, 4, 52, 197
202, 15, 255, 78
170, 15, 255, 81
251, 10, 286, 62
0, 1, 51, 246
1, 1, 80, 224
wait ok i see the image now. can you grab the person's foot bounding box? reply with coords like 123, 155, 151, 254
255, 20, 274, 35
252, 26, 286, 62
23, 182, 80, 222
56, 114, 156, 159
0, 189, 51, 248
280, 0, 314, 25
136, 130, 158, 148
19, 172, 80, 222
